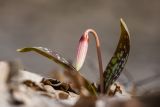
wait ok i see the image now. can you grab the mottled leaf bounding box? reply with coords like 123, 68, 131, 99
103, 19, 130, 93
17, 47, 97, 95
17, 47, 76, 70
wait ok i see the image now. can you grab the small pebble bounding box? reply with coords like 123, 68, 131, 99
56, 91, 69, 99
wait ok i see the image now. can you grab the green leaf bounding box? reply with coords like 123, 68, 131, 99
17, 47, 97, 96
17, 47, 75, 70
103, 18, 130, 93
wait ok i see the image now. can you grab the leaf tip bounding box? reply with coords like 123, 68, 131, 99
16, 48, 29, 52
120, 18, 130, 36
17, 48, 23, 52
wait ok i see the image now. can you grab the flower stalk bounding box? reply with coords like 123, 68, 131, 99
76, 29, 104, 94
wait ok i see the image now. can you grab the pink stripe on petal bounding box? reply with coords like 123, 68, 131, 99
76, 35, 89, 71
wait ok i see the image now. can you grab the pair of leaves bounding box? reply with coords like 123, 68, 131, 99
17, 19, 130, 95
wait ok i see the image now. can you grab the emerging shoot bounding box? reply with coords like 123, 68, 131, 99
17, 18, 130, 96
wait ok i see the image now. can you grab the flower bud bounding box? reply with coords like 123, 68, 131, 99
75, 34, 89, 71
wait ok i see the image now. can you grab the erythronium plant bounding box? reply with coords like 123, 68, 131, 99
17, 18, 130, 96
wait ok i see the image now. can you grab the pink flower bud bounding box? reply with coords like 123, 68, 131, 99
76, 34, 89, 71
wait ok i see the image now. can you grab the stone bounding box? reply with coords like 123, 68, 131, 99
56, 91, 69, 99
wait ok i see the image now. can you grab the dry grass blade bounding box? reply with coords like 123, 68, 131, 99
64, 70, 97, 96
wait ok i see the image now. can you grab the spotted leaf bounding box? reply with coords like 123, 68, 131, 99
17, 47, 76, 71
17, 47, 97, 95
103, 19, 130, 93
